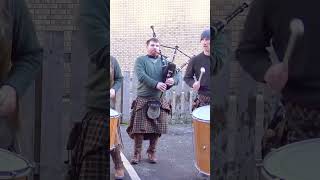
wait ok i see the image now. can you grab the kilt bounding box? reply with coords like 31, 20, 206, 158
72, 109, 109, 180
192, 94, 211, 111
285, 102, 320, 143
126, 96, 171, 139
262, 102, 320, 157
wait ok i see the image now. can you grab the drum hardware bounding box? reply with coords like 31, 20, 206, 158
202, 146, 206, 150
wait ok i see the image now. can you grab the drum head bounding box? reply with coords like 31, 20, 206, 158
263, 138, 320, 180
110, 108, 120, 118
0, 148, 32, 178
192, 105, 210, 122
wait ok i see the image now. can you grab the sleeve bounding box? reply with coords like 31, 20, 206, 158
112, 58, 123, 91
134, 57, 158, 88
79, 0, 109, 68
212, 31, 228, 75
4, 0, 43, 96
183, 58, 195, 88
235, 0, 272, 82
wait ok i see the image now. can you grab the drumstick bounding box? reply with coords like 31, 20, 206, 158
283, 18, 304, 65
198, 67, 205, 82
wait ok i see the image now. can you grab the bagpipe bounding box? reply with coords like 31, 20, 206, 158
211, 1, 250, 39
150, 1, 251, 89
150, 26, 192, 90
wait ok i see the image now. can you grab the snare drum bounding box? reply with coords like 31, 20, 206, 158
0, 149, 33, 180
262, 138, 320, 180
110, 109, 121, 150
192, 105, 210, 176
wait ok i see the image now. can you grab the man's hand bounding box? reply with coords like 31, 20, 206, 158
192, 81, 201, 91
110, 88, 116, 99
264, 62, 288, 92
156, 82, 167, 92
0, 85, 17, 118
165, 78, 174, 86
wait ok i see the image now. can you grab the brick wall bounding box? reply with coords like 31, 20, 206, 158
26, 0, 79, 97
111, 0, 210, 72
25, 0, 211, 96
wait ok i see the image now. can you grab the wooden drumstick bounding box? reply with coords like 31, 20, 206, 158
198, 67, 205, 82
283, 18, 304, 65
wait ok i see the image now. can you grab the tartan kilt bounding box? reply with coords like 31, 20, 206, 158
262, 102, 320, 158
285, 102, 320, 143
72, 110, 109, 180
192, 94, 211, 111
126, 96, 171, 139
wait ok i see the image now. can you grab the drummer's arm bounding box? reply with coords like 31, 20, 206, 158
112, 58, 123, 92
80, 0, 108, 69
183, 58, 196, 88
212, 31, 228, 76
135, 57, 158, 88
235, 0, 272, 82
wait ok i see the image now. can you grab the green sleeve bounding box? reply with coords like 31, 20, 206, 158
79, 0, 109, 68
135, 57, 158, 88
4, 0, 43, 97
112, 58, 123, 91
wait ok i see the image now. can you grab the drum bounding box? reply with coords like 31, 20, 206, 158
192, 105, 210, 176
0, 148, 33, 180
261, 138, 320, 180
110, 108, 121, 150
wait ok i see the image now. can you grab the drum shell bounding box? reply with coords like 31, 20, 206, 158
192, 114, 210, 176
110, 109, 121, 150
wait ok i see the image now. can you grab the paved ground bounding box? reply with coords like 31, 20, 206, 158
110, 124, 210, 180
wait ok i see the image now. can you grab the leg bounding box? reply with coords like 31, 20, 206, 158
147, 134, 159, 163
110, 146, 125, 179
130, 133, 143, 164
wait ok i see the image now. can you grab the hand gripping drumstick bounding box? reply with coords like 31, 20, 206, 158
193, 67, 206, 94
283, 18, 304, 65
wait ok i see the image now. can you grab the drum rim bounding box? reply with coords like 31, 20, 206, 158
194, 161, 210, 176
191, 105, 210, 122
110, 108, 121, 118
192, 117, 210, 123
0, 148, 33, 178
110, 114, 121, 118
262, 138, 320, 179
